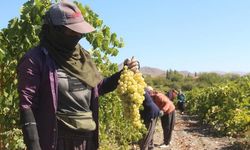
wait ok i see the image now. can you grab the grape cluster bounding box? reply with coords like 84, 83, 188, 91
117, 66, 147, 129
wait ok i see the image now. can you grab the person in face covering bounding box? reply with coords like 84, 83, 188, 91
17, 1, 139, 150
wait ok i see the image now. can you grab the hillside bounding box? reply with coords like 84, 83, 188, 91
140, 67, 165, 77
118, 64, 249, 77
140, 67, 195, 77
140, 67, 249, 77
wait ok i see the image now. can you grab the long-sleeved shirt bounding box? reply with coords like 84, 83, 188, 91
17, 45, 121, 150
140, 90, 160, 124
150, 92, 175, 115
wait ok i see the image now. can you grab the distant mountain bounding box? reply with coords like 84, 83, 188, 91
140, 67, 249, 77
118, 64, 249, 77
140, 67, 165, 77
118, 64, 167, 77
140, 67, 196, 77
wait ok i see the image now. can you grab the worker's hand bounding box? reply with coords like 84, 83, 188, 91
159, 110, 164, 117
123, 57, 140, 73
162, 98, 175, 114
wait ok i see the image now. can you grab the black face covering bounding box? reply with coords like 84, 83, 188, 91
47, 26, 82, 51
40, 25, 103, 88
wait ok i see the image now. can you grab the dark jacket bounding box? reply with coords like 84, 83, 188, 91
140, 90, 160, 124
17, 46, 121, 150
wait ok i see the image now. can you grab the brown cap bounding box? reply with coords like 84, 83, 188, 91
44, 1, 95, 34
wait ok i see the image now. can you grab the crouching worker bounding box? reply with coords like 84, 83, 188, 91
139, 86, 175, 150
139, 89, 161, 150
148, 87, 176, 149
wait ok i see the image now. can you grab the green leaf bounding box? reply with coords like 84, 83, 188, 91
111, 33, 117, 42
102, 26, 110, 37
102, 39, 109, 50
0, 47, 5, 55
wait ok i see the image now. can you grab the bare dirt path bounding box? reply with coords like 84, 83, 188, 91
152, 111, 239, 150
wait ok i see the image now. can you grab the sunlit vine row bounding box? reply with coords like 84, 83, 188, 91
186, 77, 250, 136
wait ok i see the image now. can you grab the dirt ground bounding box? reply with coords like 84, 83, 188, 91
152, 111, 241, 150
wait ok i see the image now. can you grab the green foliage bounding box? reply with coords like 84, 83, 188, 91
144, 69, 191, 92
186, 77, 250, 136
146, 69, 249, 137
99, 92, 146, 150
0, 128, 25, 150
194, 72, 241, 89
75, 2, 124, 75
145, 69, 242, 93
166, 69, 184, 82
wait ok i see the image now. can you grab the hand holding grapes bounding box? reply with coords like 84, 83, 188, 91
118, 57, 147, 129
123, 57, 140, 73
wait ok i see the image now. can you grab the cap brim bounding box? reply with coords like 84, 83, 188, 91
65, 21, 95, 34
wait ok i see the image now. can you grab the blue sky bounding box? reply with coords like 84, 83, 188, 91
1, 0, 250, 73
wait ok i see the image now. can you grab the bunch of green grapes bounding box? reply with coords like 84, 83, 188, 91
117, 66, 147, 129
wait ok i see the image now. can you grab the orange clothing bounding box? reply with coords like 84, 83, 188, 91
149, 91, 175, 114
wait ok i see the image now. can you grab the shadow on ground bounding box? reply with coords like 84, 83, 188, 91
180, 114, 225, 137
179, 114, 250, 150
